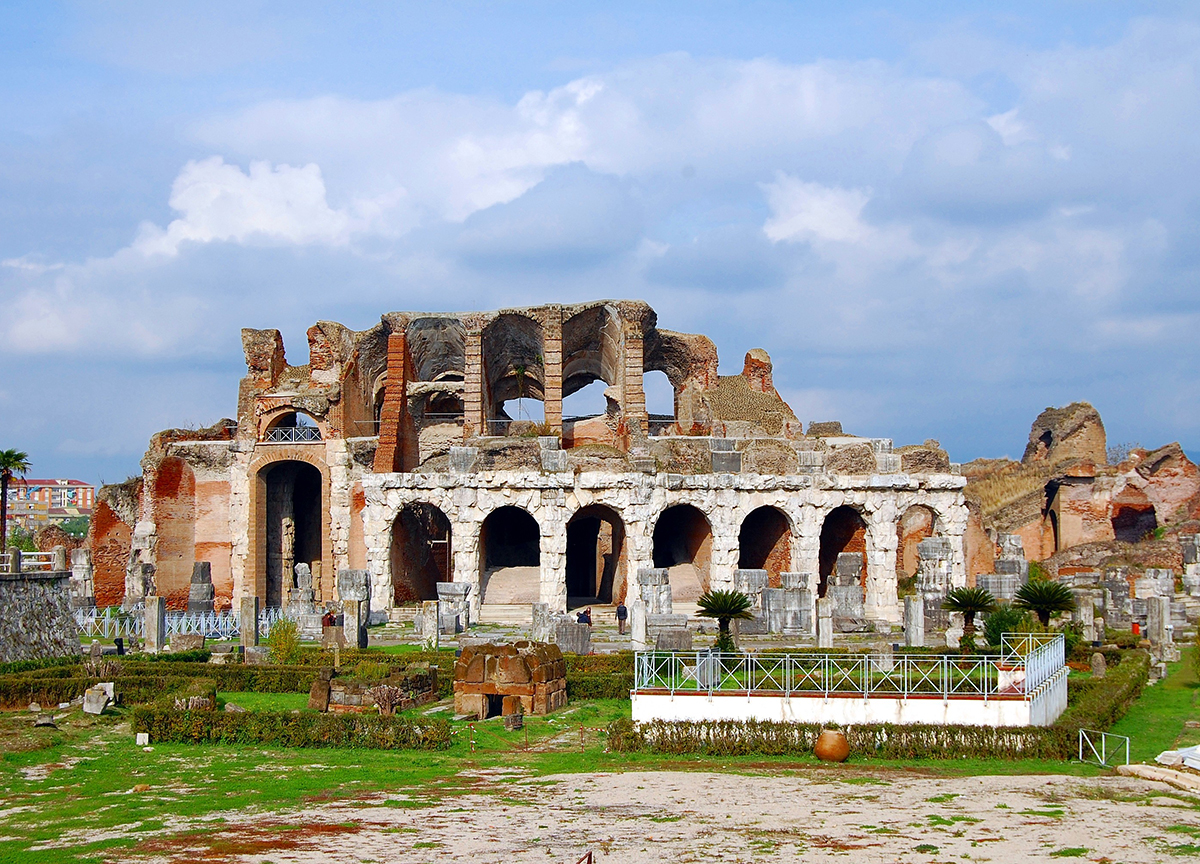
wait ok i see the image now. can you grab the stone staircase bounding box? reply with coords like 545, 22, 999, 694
480, 566, 540, 604
477, 604, 533, 626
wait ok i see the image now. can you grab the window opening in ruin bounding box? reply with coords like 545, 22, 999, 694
737, 506, 791, 586
818, 505, 867, 598
896, 505, 937, 591
264, 411, 322, 443
652, 504, 712, 603
483, 313, 545, 436
562, 379, 610, 420
566, 505, 625, 607
262, 461, 322, 608
390, 503, 452, 605
480, 506, 541, 605
1112, 504, 1157, 543
1048, 509, 1060, 553
644, 370, 675, 435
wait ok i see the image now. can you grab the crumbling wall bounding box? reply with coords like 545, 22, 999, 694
0, 571, 80, 662
1022, 402, 1106, 466
87, 480, 139, 607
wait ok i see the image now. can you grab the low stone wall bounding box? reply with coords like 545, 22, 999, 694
0, 570, 81, 662
453, 641, 567, 718
307, 665, 438, 714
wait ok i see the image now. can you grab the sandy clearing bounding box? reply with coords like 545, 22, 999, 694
96, 769, 1200, 863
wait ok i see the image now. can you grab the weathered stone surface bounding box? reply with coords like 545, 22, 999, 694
170, 633, 205, 652
82, 687, 109, 715
1022, 402, 1106, 465
897, 442, 952, 474
1091, 652, 1107, 679
0, 571, 81, 663
654, 628, 692, 651
824, 443, 876, 475
554, 622, 591, 655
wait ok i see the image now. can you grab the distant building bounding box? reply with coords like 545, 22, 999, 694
5, 479, 94, 531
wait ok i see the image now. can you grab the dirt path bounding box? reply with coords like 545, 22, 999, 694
113, 769, 1200, 863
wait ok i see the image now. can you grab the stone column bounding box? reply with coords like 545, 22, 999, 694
188, 562, 215, 613
542, 306, 563, 434
816, 596, 834, 648
51, 545, 67, 572
339, 568, 371, 649
239, 596, 260, 648
462, 321, 486, 439
144, 596, 167, 654
630, 598, 648, 650
69, 548, 94, 609
864, 506, 900, 624
418, 600, 439, 649
904, 595, 924, 648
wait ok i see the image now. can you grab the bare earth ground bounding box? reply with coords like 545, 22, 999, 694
77, 769, 1200, 863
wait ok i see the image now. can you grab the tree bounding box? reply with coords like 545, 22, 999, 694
942, 587, 996, 651
0, 449, 31, 550
1014, 579, 1076, 627
696, 589, 754, 653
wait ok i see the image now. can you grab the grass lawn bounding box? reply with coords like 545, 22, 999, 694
1109, 646, 1198, 762
219, 691, 313, 712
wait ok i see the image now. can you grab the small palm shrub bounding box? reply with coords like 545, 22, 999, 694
942, 587, 997, 652
696, 590, 754, 653
1014, 579, 1076, 627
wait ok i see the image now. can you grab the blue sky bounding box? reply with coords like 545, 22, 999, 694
2, 1, 1199, 484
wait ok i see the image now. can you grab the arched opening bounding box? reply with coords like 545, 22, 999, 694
479, 506, 541, 604
264, 411, 322, 443
737, 506, 791, 586
644, 369, 675, 435
262, 461, 323, 608
652, 504, 712, 602
566, 505, 625, 607
1112, 486, 1157, 543
1048, 509, 1060, 554
896, 505, 937, 588
483, 313, 545, 436
390, 503, 452, 604
818, 505, 867, 597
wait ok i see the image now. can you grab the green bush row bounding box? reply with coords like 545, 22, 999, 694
566, 673, 633, 700
1054, 649, 1150, 735
131, 708, 452, 750
0, 656, 80, 676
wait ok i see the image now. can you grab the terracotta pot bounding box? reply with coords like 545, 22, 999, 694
814, 729, 850, 763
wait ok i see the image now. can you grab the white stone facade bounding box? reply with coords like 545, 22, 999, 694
363, 469, 968, 625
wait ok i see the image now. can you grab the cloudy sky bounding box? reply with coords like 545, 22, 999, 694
2, 1, 1199, 484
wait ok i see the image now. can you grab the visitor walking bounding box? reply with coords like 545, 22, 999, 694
616, 602, 628, 635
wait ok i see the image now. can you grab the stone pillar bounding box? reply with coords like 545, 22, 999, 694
418, 600, 439, 649
6, 547, 19, 573
904, 595, 925, 648
816, 596, 834, 649
542, 305, 563, 434
240, 596, 260, 648
144, 596, 167, 654
621, 319, 647, 436
463, 322, 485, 439
373, 332, 410, 473
436, 581, 471, 634
51, 545, 67, 572
339, 569, 371, 649
637, 568, 672, 615
69, 548, 94, 609
187, 562, 215, 613
630, 598, 648, 650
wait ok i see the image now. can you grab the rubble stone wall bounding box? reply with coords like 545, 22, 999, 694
0, 571, 81, 662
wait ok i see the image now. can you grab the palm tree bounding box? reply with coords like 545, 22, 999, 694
1014, 579, 1076, 627
696, 589, 754, 653
0, 449, 31, 550
942, 586, 997, 648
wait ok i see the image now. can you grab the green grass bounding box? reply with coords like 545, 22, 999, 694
219, 691, 312, 712
1049, 848, 1088, 857
1109, 647, 1198, 762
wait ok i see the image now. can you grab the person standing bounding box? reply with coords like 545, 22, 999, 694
616, 602, 628, 635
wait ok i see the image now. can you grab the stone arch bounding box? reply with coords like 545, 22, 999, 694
248, 449, 332, 606
389, 502, 452, 604
737, 505, 792, 587
479, 505, 541, 605
896, 504, 940, 584
1112, 485, 1157, 543
482, 313, 545, 431
652, 503, 713, 602
566, 504, 626, 606
818, 504, 868, 597
258, 407, 326, 442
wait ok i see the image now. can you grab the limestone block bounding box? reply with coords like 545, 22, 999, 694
904, 595, 925, 648
144, 596, 167, 654
630, 599, 648, 650
816, 596, 834, 649
245, 645, 269, 665
555, 622, 592, 655
654, 629, 692, 651
239, 596, 260, 648
82, 687, 109, 715
171, 633, 205, 652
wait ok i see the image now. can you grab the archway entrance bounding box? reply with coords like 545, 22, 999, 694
1112, 487, 1157, 543
262, 461, 323, 608
390, 503, 452, 604
652, 504, 712, 602
566, 505, 625, 607
737, 506, 791, 586
818, 505, 867, 597
479, 506, 540, 604
896, 505, 936, 589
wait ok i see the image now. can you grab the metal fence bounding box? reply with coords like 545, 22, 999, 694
1078, 728, 1130, 766
263, 426, 322, 443
0, 551, 55, 572
74, 605, 293, 641
634, 634, 1065, 702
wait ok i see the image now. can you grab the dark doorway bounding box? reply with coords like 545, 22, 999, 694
818, 505, 867, 597
652, 504, 712, 602
263, 461, 323, 608
566, 505, 625, 606
737, 506, 791, 586
480, 506, 541, 605
390, 503, 452, 604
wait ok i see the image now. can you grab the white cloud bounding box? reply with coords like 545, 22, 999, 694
131, 157, 352, 256
761, 175, 872, 244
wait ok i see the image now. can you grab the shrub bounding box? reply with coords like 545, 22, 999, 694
982, 603, 1031, 648
131, 707, 451, 750
566, 673, 633, 700
350, 660, 392, 683
265, 620, 303, 665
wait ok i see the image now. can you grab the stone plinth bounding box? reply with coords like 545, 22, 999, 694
144, 596, 167, 654
453, 642, 567, 718
555, 621, 591, 655
437, 582, 471, 635
187, 562, 215, 614
904, 595, 925, 648
239, 596, 260, 648
637, 568, 673, 615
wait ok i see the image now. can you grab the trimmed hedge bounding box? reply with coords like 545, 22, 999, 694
566, 673, 633, 700
608, 650, 1152, 760
131, 707, 451, 750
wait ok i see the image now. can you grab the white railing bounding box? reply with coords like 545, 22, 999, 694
1079, 729, 1130, 766
74, 605, 295, 641
263, 426, 322, 443
1, 551, 55, 572
634, 635, 1066, 702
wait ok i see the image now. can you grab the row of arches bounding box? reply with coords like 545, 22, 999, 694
384, 501, 946, 609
